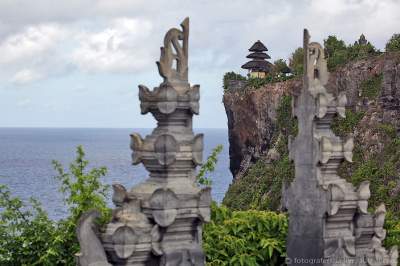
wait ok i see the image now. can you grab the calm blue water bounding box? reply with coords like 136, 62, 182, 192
0, 128, 231, 220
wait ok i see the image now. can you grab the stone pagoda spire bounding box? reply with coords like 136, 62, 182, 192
283, 29, 398, 266
76, 17, 210, 266
241, 40, 273, 78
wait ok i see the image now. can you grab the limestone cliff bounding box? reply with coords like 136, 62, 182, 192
223, 52, 400, 213
223, 79, 300, 179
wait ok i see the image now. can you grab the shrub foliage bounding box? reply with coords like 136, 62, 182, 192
203, 202, 288, 265
289, 47, 304, 75
386, 34, 400, 52
197, 145, 223, 186
324, 34, 379, 71
0, 146, 110, 265
360, 74, 383, 100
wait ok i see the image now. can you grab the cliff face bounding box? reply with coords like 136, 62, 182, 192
223, 79, 301, 179
223, 53, 400, 181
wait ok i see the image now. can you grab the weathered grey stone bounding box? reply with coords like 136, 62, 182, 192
76, 210, 112, 266
77, 17, 208, 266
284, 29, 398, 266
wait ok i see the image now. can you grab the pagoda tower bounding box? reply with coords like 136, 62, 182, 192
241, 40, 273, 78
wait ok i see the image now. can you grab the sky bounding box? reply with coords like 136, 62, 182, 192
0, 0, 399, 128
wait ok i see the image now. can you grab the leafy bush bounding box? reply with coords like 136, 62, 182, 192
223, 72, 246, 91
222, 155, 294, 212
331, 110, 365, 137
378, 123, 397, 139
323, 34, 379, 71
347, 137, 400, 214
324, 35, 348, 70
197, 145, 223, 186
347, 35, 379, 61
324, 35, 347, 58
0, 146, 111, 265
223, 72, 294, 92
273, 59, 291, 76
289, 47, 304, 75
245, 75, 294, 90
203, 203, 288, 265
386, 34, 400, 52
385, 213, 400, 248
0, 187, 57, 265
360, 74, 383, 100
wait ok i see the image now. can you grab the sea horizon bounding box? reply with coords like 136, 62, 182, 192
0, 127, 232, 220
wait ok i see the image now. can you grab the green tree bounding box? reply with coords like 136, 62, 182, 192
324, 35, 347, 58
347, 34, 378, 60
0, 186, 57, 265
52, 146, 110, 223
324, 35, 348, 70
272, 59, 290, 75
197, 145, 223, 186
0, 146, 111, 265
386, 33, 400, 52
289, 47, 304, 76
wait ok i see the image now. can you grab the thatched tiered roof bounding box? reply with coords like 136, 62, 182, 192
241, 40, 272, 73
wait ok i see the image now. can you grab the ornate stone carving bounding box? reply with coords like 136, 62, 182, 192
76, 210, 112, 266
284, 29, 398, 266
76, 17, 208, 266
157, 18, 189, 86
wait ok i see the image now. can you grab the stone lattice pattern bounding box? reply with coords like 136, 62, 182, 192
283, 30, 398, 266
77, 18, 210, 266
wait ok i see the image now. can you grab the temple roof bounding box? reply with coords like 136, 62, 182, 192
281, 66, 292, 73
247, 52, 271, 60
241, 59, 273, 72
242, 40, 272, 73
249, 40, 268, 52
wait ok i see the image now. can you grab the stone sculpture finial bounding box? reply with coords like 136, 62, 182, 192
284, 29, 398, 266
157, 17, 189, 86
127, 17, 208, 265
76, 18, 209, 266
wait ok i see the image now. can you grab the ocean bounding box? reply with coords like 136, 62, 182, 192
0, 128, 232, 220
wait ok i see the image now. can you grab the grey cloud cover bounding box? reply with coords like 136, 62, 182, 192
0, 0, 399, 127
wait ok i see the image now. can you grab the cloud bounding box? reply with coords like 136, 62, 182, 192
11, 69, 43, 84
1, 0, 399, 128
0, 24, 65, 65
70, 18, 154, 73
0, 0, 399, 86
0, 23, 69, 85
17, 98, 31, 107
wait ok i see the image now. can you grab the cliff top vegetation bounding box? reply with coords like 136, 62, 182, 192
223, 33, 400, 92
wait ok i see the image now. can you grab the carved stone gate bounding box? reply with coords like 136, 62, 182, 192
76, 17, 210, 266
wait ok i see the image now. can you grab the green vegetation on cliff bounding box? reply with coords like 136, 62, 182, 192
331, 70, 398, 223
223, 68, 400, 250
360, 74, 383, 100
223, 95, 296, 211
223, 71, 246, 91
332, 73, 400, 223
386, 33, 400, 52
222, 71, 294, 92
331, 110, 365, 137
336, 119, 400, 248
224, 33, 385, 93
